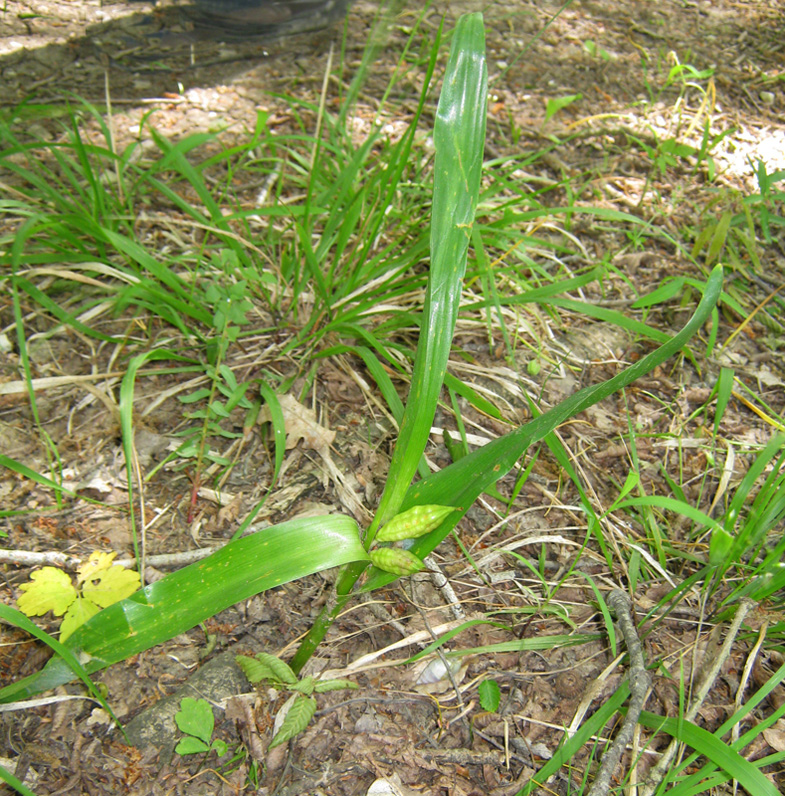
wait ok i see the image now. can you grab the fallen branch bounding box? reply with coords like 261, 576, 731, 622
639, 597, 756, 796
587, 589, 651, 796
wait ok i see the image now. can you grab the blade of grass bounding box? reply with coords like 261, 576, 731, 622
0, 763, 37, 796
0, 454, 77, 500
636, 710, 781, 796
257, 382, 286, 491
516, 682, 631, 796
120, 349, 196, 577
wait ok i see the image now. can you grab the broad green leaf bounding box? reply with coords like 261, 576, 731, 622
60, 597, 101, 642
0, 515, 370, 702
0, 603, 124, 734
175, 697, 214, 745
17, 567, 76, 616
369, 12, 487, 537
269, 695, 316, 749
293, 676, 315, 696
478, 679, 501, 712
237, 652, 298, 686
236, 654, 283, 685
364, 265, 724, 590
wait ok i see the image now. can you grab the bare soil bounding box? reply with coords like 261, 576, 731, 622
1, 1, 784, 794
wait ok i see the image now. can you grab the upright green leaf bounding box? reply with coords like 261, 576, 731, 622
369, 13, 488, 539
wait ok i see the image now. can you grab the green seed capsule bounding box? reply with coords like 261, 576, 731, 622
370, 547, 425, 576
376, 504, 455, 543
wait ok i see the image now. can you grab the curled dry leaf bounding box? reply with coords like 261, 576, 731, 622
257, 394, 335, 455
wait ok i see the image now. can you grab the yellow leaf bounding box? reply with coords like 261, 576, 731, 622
60, 597, 101, 641
17, 568, 76, 617
76, 551, 118, 586
81, 565, 140, 608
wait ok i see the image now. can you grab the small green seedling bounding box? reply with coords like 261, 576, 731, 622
236, 652, 357, 749
174, 697, 228, 757
544, 93, 582, 125
478, 678, 501, 713
16, 551, 140, 641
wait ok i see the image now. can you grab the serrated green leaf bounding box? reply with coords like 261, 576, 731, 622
81, 565, 140, 608
235, 654, 278, 684
269, 695, 316, 749
253, 652, 298, 685
175, 736, 210, 755
17, 568, 77, 617
314, 679, 358, 693
175, 697, 214, 745
60, 597, 101, 642
293, 676, 315, 695
478, 678, 501, 713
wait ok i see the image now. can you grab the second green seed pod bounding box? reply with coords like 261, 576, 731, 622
376, 504, 455, 543
370, 547, 425, 576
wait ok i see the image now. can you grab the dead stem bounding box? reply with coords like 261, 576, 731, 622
640, 597, 757, 796
587, 589, 651, 796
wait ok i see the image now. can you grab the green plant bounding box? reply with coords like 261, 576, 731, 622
235, 652, 357, 749
0, 9, 723, 704
2, 11, 760, 795
16, 551, 140, 641
691, 163, 785, 330
583, 40, 611, 62
174, 697, 228, 757
543, 93, 582, 126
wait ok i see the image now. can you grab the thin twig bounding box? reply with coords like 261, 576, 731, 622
587, 589, 651, 796
404, 578, 468, 722
0, 524, 271, 571
424, 554, 466, 620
